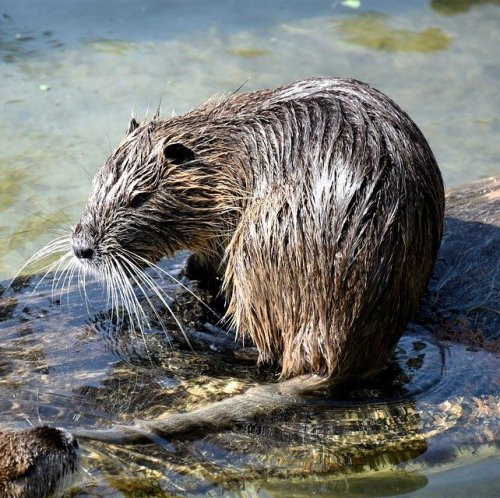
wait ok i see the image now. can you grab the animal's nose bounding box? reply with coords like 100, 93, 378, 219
73, 246, 94, 260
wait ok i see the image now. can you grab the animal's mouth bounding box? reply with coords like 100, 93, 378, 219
71, 228, 169, 288
72, 254, 101, 278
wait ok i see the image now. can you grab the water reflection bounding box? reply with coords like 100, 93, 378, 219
0, 252, 497, 495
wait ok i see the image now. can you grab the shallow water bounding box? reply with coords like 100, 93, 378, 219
0, 0, 499, 496
1, 262, 498, 496
1, 0, 500, 280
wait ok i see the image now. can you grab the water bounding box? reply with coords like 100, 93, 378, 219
1, 264, 498, 496
1, 0, 500, 279
0, 1, 499, 496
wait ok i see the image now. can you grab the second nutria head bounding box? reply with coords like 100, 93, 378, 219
0, 426, 79, 498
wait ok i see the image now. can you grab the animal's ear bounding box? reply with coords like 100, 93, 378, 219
164, 143, 196, 165
127, 117, 139, 134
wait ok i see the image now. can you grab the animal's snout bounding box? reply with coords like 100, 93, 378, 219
72, 222, 95, 260
73, 246, 94, 260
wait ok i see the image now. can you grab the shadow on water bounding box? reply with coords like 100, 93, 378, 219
0, 178, 498, 495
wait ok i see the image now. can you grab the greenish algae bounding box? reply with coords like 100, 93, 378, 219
431, 0, 500, 16
337, 13, 452, 53
228, 47, 272, 58
83, 38, 137, 55
0, 169, 27, 213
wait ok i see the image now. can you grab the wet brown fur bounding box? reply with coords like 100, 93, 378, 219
0, 426, 79, 498
72, 78, 445, 380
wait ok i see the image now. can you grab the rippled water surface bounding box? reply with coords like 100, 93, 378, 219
0, 1, 499, 496
1, 263, 498, 496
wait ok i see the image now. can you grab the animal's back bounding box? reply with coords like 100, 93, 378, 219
210, 78, 445, 378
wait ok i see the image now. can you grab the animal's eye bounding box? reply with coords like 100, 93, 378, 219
130, 192, 151, 209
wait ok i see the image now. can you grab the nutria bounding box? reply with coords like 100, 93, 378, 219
70, 77, 444, 379
0, 426, 79, 498
31, 78, 444, 441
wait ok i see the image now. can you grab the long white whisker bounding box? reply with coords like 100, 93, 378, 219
102, 261, 118, 326
108, 262, 124, 329
22, 252, 71, 309
113, 262, 131, 331
117, 255, 176, 347
103, 262, 112, 310
122, 249, 217, 317
52, 252, 73, 301
112, 259, 138, 327
117, 253, 193, 350
51, 256, 73, 308
110, 255, 150, 337
80, 265, 94, 316
51, 252, 73, 301
62, 259, 79, 310
9, 236, 69, 289
110, 261, 132, 329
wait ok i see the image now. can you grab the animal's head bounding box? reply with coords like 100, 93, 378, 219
71, 117, 229, 276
